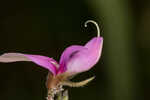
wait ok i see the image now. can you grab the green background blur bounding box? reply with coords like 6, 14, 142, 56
0, 0, 150, 100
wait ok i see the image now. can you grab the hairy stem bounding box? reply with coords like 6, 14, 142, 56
57, 90, 69, 100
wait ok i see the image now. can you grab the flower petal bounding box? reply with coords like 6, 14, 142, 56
58, 45, 86, 74
65, 37, 103, 74
0, 53, 58, 75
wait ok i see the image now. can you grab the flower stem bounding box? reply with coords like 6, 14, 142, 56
57, 90, 69, 100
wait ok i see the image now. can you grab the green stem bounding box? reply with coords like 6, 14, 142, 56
57, 90, 69, 100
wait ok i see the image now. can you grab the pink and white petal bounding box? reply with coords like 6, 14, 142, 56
58, 45, 86, 74
0, 53, 58, 75
85, 37, 103, 63
65, 37, 103, 74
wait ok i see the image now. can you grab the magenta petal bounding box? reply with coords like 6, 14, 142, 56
85, 37, 103, 63
0, 53, 58, 75
65, 37, 103, 74
58, 45, 86, 74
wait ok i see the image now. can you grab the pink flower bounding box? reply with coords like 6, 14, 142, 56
0, 20, 103, 99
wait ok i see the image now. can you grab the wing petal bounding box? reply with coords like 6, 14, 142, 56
0, 53, 58, 75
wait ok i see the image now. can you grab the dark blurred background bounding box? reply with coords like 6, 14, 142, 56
0, 0, 150, 100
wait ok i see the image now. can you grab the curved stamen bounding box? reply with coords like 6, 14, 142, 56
84, 20, 100, 37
